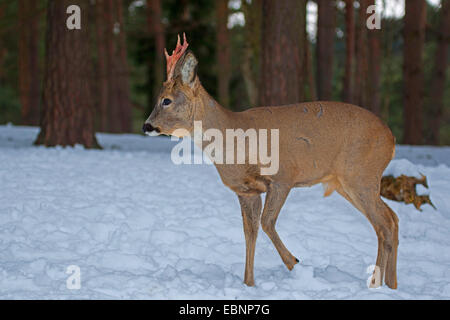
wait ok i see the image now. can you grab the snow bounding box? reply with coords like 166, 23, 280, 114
0, 124, 449, 299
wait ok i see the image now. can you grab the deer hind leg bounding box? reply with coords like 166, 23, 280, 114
238, 194, 262, 286
261, 183, 299, 271
336, 178, 398, 289
382, 201, 398, 289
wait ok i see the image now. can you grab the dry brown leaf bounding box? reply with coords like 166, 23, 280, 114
380, 174, 436, 211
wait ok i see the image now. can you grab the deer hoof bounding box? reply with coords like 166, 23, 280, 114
286, 257, 299, 271
369, 274, 382, 288
244, 279, 255, 287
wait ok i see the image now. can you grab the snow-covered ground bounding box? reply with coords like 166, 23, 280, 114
0, 124, 449, 299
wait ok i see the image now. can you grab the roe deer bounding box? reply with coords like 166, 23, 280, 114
143, 34, 398, 289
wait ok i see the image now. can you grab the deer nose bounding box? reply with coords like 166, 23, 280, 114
142, 123, 155, 133
142, 122, 161, 135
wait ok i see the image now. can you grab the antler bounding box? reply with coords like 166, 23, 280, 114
164, 33, 189, 81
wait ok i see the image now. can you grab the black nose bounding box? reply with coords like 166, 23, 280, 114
142, 123, 161, 134
142, 123, 155, 133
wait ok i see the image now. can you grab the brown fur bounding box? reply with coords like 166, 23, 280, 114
145, 49, 399, 289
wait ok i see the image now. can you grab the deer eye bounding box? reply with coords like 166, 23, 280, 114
162, 98, 172, 106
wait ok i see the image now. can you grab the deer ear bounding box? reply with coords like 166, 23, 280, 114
177, 51, 198, 86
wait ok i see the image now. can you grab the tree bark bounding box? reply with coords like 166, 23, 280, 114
343, 0, 355, 103
104, 0, 118, 132
305, 33, 317, 101
367, 0, 381, 117
19, 0, 41, 126
96, 0, 108, 132
216, 0, 231, 108
0, 3, 7, 83
35, 0, 99, 148
95, 0, 132, 133
316, 0, 336, 101
114, 0, 132, 132
427, 0, 450, 145
354, 0, 368, 107
260, 0, 306, 106
403, 0, 427, 145
304, 0, 316, 101
242, 0, 262, 106
147, 0, 165, 105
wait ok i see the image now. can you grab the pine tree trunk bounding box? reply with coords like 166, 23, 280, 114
367, 0, 381, 117
343, 0, 355, 103
147, 0, 165, 105
96, 0, 132, 133
427, 0, 450, 145
299, 1, 308, 99
114, 0, 132, 132
260, 0, 306, 106
216, 0, 230, 108
0, 3, 5, 83
242, 0, 262, 106
316, 0, 336, 101
35, 0, 99, 148
19, 0, 41, 126
305, 33, 317, 101
354, 0, 368, 107
96, 0, 108, 132
403, 0, 427, 145
104, 0, 119, 132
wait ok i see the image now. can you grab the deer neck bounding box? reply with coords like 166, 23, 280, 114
193, 83, 234, 133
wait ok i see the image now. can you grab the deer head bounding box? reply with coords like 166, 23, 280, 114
143, 34, 199, 137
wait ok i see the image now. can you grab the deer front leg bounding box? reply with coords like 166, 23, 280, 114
238, 194, 262, 286
261, 182, 299, 271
